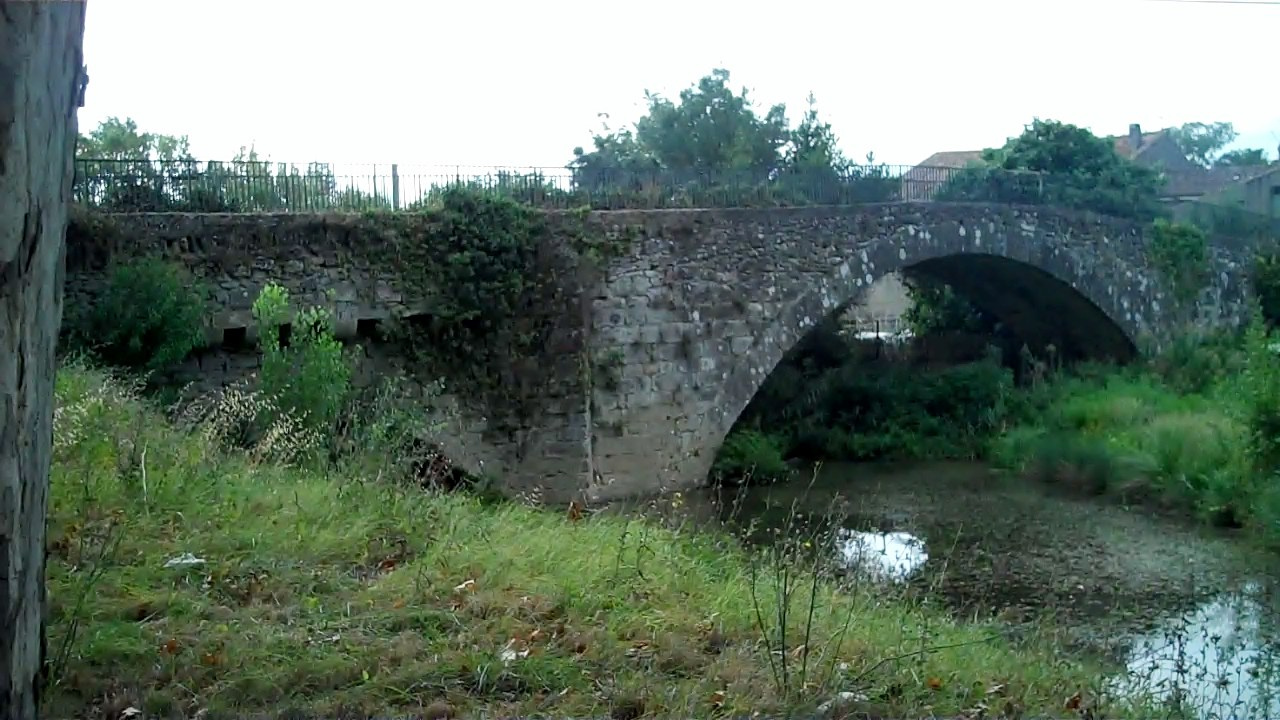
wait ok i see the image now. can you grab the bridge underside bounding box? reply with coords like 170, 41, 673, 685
906, 253, 1138, 364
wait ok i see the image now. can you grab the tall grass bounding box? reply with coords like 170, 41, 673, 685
44, 360, 1151, 719
993, 325, 1280, 546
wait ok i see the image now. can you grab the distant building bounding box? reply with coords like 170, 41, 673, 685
903, 123, 1278, 216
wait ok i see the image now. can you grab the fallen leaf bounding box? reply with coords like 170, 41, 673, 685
161, 638, 180, 655
567, 501, 583, 522
200, 652, 223, 667
1065, 691, 1083, 710
528, 628, 544, 642
927, 676, 944, 690
392, 598, 406, 609
709, 690, 726, 707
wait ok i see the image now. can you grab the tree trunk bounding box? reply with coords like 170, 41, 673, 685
0, 2, 87, 718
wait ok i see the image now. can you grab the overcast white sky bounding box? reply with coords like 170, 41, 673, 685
78, 0, 1279, 170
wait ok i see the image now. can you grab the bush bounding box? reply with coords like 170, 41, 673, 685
1148, 331, 1242, 394
252, 283, 353, 434
713, 429, 792, 484
779, 359, 1014, 462
1251, 251, 1280, 328
70, 256, 205, 372
996, 362, 1267, 531
1148, 219, 1208, 303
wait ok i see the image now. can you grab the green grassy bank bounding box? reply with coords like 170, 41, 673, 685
991, 365, 1280, 548
716, 316, 1280, 550
45, 361, 1152, 719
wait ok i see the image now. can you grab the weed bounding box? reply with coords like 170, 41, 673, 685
45, 362, 1128, 719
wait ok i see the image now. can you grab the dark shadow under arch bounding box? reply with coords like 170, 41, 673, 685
708, 251, 1140, 467
906, 253, 1138, 365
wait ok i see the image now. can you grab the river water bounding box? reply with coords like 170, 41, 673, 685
663, 461, 1280, 720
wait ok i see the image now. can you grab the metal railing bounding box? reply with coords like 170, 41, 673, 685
68, 157, 1280, 247
72, 159, 1052, 213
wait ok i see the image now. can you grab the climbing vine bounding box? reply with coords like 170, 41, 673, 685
1149, 218, 1209, 304
371, 188, 577, 419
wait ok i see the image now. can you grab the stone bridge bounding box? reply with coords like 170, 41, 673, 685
66, 203, 1253, 502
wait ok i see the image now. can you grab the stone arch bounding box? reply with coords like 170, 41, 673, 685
708, 251, 1138, 451
701, 207, 1172, 477
579, 202, 1252, 500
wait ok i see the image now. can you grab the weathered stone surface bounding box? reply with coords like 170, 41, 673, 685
0, 3, 87, 718
579, 203, 1250, 501
67, 203, 1252, 505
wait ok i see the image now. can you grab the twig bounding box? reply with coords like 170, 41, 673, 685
140, 441, 149, 515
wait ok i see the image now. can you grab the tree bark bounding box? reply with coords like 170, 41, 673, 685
0, 2, 87, 718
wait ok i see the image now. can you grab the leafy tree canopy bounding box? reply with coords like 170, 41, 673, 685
1169, 121, 1237, 168
1216, 148, 1272, 167
77, 116, 194, 162
938, 119, 1165, 220
1169, 121, 1271, 168
571, 68, 790, 181
569, 69, 897, 204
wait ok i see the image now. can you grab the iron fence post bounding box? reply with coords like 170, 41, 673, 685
392, 164, 401, 211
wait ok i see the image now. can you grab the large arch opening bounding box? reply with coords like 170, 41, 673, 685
689, 250, 1152, 617
905, 253, 1137, 367
705, 250, 1139, 489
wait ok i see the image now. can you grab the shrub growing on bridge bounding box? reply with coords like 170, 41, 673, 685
1148, 219, 1209, 303
252, 283, 352, 435
68, 256, 205, 373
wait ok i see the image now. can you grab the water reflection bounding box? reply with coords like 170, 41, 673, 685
836, 528, 928, 582
1117, 581, 1280, 720
672, 460, 1280, 720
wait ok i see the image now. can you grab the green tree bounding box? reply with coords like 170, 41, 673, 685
775, 95, 897, 204
936, 119, 1165, 220
902, 276, 991, 336
73, 119, 364, 212
1215, 148, 1271, 167
75, 117, 203, 211
1169, 121, 1239, 168
76, 116, 193, 162
569, 69, 888, 206
70, 257, 206, 372
632, 68, 789, 179
1251, 252, 1280, 327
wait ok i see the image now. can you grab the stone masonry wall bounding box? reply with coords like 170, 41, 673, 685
580, 203, 1252, 500
65, 212, 593, 500
67, 204, 1253, 504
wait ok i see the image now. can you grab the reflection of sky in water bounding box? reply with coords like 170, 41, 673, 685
1114, 581, 1280, 720
835, 528, 928, 582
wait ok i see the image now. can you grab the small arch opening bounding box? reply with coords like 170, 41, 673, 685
356, 317, 382, 339
221, 326, 248, 350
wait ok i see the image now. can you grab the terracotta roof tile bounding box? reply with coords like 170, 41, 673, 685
1110, 131, 1168, 159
